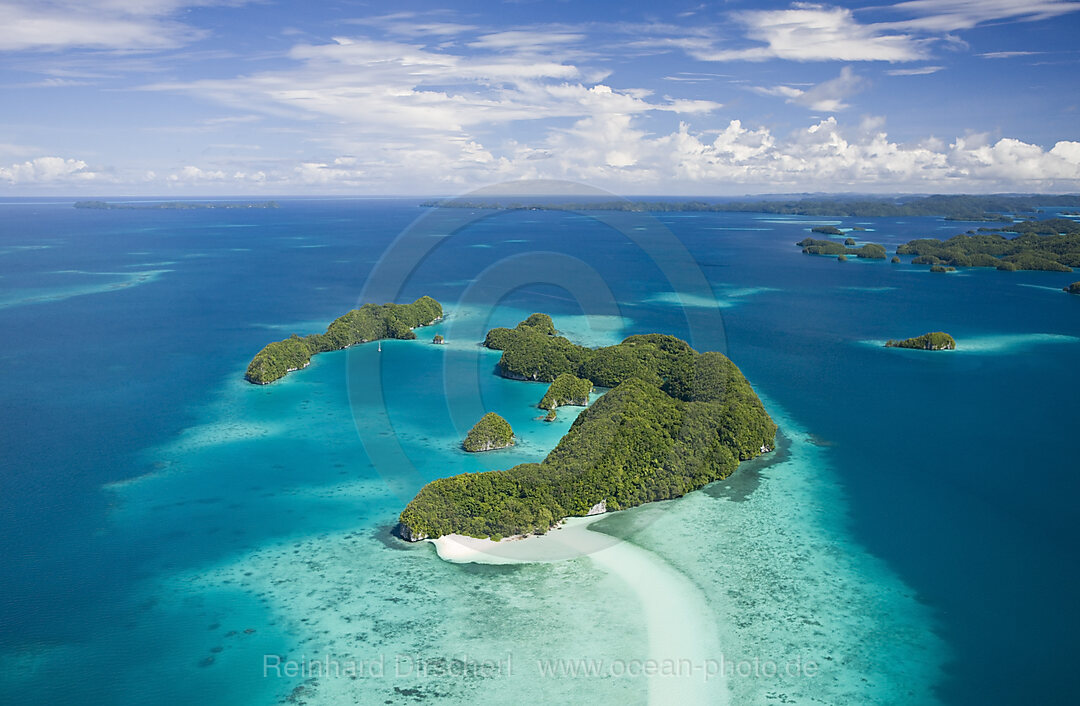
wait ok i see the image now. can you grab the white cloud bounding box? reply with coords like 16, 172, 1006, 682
468, 30, 587, 51
752, 66, 867, 112
882, 0, 1080, 32
0, 156, 97, 183
0, 0, 248, 52
148, 116, 1080, 194
680, 1, 1080, 64
977, 51, 1040, 59
148, 36, 720, 136
692, 5, 928, 62
886, 65, 944, 75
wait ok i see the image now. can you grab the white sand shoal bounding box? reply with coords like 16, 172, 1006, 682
432, 516, 727, 706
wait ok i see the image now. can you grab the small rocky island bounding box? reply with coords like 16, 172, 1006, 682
396, 315, 777, 541
462, 413, 515, 452
1065, 281, 1080, 295
245, 296, 442, 384
885, 332, 956, 350
538, 373, 593, 410
432, 334, 446, 344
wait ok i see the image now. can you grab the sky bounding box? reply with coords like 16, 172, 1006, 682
1, 0, 1080, 196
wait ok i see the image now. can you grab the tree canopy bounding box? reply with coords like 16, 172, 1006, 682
398, 316, 777, 540
245, 296, 442, 384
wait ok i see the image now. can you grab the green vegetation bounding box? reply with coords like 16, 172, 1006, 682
844, 237, 857, 246
483, 312, 556, 351
517, 312, 556, 335
1065, 282, 1080, 295
811, 225, 844, 235
397, 317, 777, 540
837, 254, 848, 262
897, 220, 1080, 272
796, 238, 887, 259
544, 409, 558, 422
929, 265, 956, 273
885, 332, 956, 351
432, 334, 445, 344
891, 256, 901, 263
245, 296, 443, 384
421, 194, 1080, 219
538, 373, 593, 410
74, 200, 279, 210
462, 413, 515, 452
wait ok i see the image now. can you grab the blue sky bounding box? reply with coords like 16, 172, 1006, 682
1, 0, 1079, 195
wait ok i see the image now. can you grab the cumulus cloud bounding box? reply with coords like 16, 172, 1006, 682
148, 117, 1080, 195
0, 156, 98, 183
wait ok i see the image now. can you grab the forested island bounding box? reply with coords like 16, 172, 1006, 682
396, 315, 777, 541
538, 373, 593, 410
244, 296, 442, 384
420, 194, 1080, 220
1065, 282, 1080, 295
463, 413, 515, 452
885, 332, 956, 350
74, 200, 280, 210
897, 219, 1080, 272
797, 237, 887, 259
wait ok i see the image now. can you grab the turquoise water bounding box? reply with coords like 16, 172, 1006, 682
1, 199, 1078, 704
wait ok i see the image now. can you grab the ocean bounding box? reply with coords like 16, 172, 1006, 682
1, 198, 1077, 704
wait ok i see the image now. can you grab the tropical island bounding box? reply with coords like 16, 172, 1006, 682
462, 413, 515, 452
885, 332, 956, 350
244, 296, 443, 384
1065, 282, 1080, 295
897, 218, 1080, 272
396, 315, 777, 541
420, 194, 1080, 220
538, 373, 593, 410
797, 238, 887, 259
74, 200, 280, 210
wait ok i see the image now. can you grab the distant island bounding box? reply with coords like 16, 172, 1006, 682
463, 413, 515, 452
897, 218, 1080, 272
797, 237, 887, 259
245, 296, 442, 384
886, 332, 956, 350
1065, 282, 1080, 295
420, 194, 1080, 220
74, 200, 280, 210
396, 315, 777, 541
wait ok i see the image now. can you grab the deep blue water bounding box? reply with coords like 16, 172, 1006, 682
1, 198, 1078, 704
